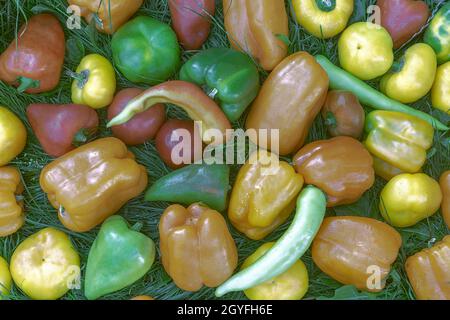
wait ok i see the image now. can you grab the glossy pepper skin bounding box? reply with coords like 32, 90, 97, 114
242, 242, 309, 300
85, 216, 156, 300
312, 216, 402, 292
107, 88, 166, 146
338, 22, 394, 80
146, 164, 229, 212
372, 156, 406, 181
292, 0, 354, 39
431, 62, 450, 114
440, 171, 450, 228
112, 16, 180, 85
179, 48, 260, 121
228, 151, 304, 240
246, 52, 329, 155
0, 106, 27, 167
364, 110, 434, 174
40, 137, 148, 232
10, 228, 80, 300
68, 0, 143, 34
223, 0, 289, 71
107, 81, 232, 145
0, 14, 65, 94
0, 167, 24, 237
160, 203, 238, 292
380, 173, 442, 227
0, 256, 11, 297
27, 103, 99, 157
380, 43, 437, 104
406, 236, 450, 300
321, 90, 365, 139
378, 0, 430, 49
293, 136, 374, 207
71, 54, 116, 109
169, 0, 215, 50
424, 3, 450, 64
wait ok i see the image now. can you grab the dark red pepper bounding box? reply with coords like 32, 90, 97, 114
107, 88, 166, 146
169, 0, 215, 50
27, 104, 99, 157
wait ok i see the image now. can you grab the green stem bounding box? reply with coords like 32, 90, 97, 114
324, 111, 338, 128
73, 128, 96, 147
15, 195, 24, 202
17, 76, 40, 93
316, 0, 336, 12
391, 57, 405, 73
66, 70, 90, 89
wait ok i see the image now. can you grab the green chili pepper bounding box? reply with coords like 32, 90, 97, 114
179, 48, 260, 121
315, 55, 449, 131
215, 185, 326, 297
145, 164, 230, 212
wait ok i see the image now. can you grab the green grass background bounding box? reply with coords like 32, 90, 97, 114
0, 0, 449, 300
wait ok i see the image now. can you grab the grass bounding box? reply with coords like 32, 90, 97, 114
0, 0, 449, 300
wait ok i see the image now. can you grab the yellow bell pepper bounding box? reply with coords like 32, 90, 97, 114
372, 156, 405, 181
431, 62, 450, 114
0, 166, 24, 237
10, 227, 80, 300
292, 0, 354, 39
40, 137, 148, 232
380, 173, 442, 227
228, 150, 304, 240
0, 256, 11, 298
71, 54, 116, 109
381, 43, 437, 104
0, 106, 27, 167
242, 242, 309, 300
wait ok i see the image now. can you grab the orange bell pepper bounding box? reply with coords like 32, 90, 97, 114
0, 167, 24, 237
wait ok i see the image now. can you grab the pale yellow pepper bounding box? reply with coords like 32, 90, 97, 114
0, 256, 12, 298
431, 62, 450, 114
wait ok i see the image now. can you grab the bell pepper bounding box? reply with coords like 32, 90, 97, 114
312, 216, 402, 292
179, 48, 260, 121
431, 62, 450, 114
27, 103, 99, 157
70, 54, 116, 109
0, 106, 27, 167
292, 0, 354, 39
0, 256, 11, 298
107, 88, 166, 146
85, 216, 156, 300
440, 171, 450, 228
372, 156, 406, 181
216, 186, 326, 297
160, 203, 238, 292
246, 52, 329, 155
67, 0, 143, 34
169, 0, 215, 50
241, 242, 309, 300
39, 137, 148, 232
364, 110, 434, 174
338, 22, 394, 80
315, 55, 449, 130
228, 150, 304, 240
146, 164, 229, 212
378, 0, 430, 49
107, 81, 232, 145
222, 0, 289, 71
380, 43, 437, 103
0, 14, 65, 94
424, 3, 450, 64
0, 167, 24, 237
321, 90, 365, 139
155, 119, 203, 169
112, 16, 180, 85
405, 235, 450, 300
10, 227, 80, 300
380, 173, 443, 227
293, 136, 375, 207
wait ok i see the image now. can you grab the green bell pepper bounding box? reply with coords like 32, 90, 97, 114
145, 164, 230, 212
179, 48, 260, 121
84, 216, 156, 300
215, 185, 326, 297
424, 3, 450, 64
112, 16, 181, 85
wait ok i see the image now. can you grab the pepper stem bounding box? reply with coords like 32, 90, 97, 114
15, 195, 24, 202
206, 87, 219, 100
324, 111, 338, 128
131, 222, 143, 232
315, 0, 336, 12
391, 57, 405, 73
73, 128, 96, 147
66, 70, 90, 89
17, 76, 40, 93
